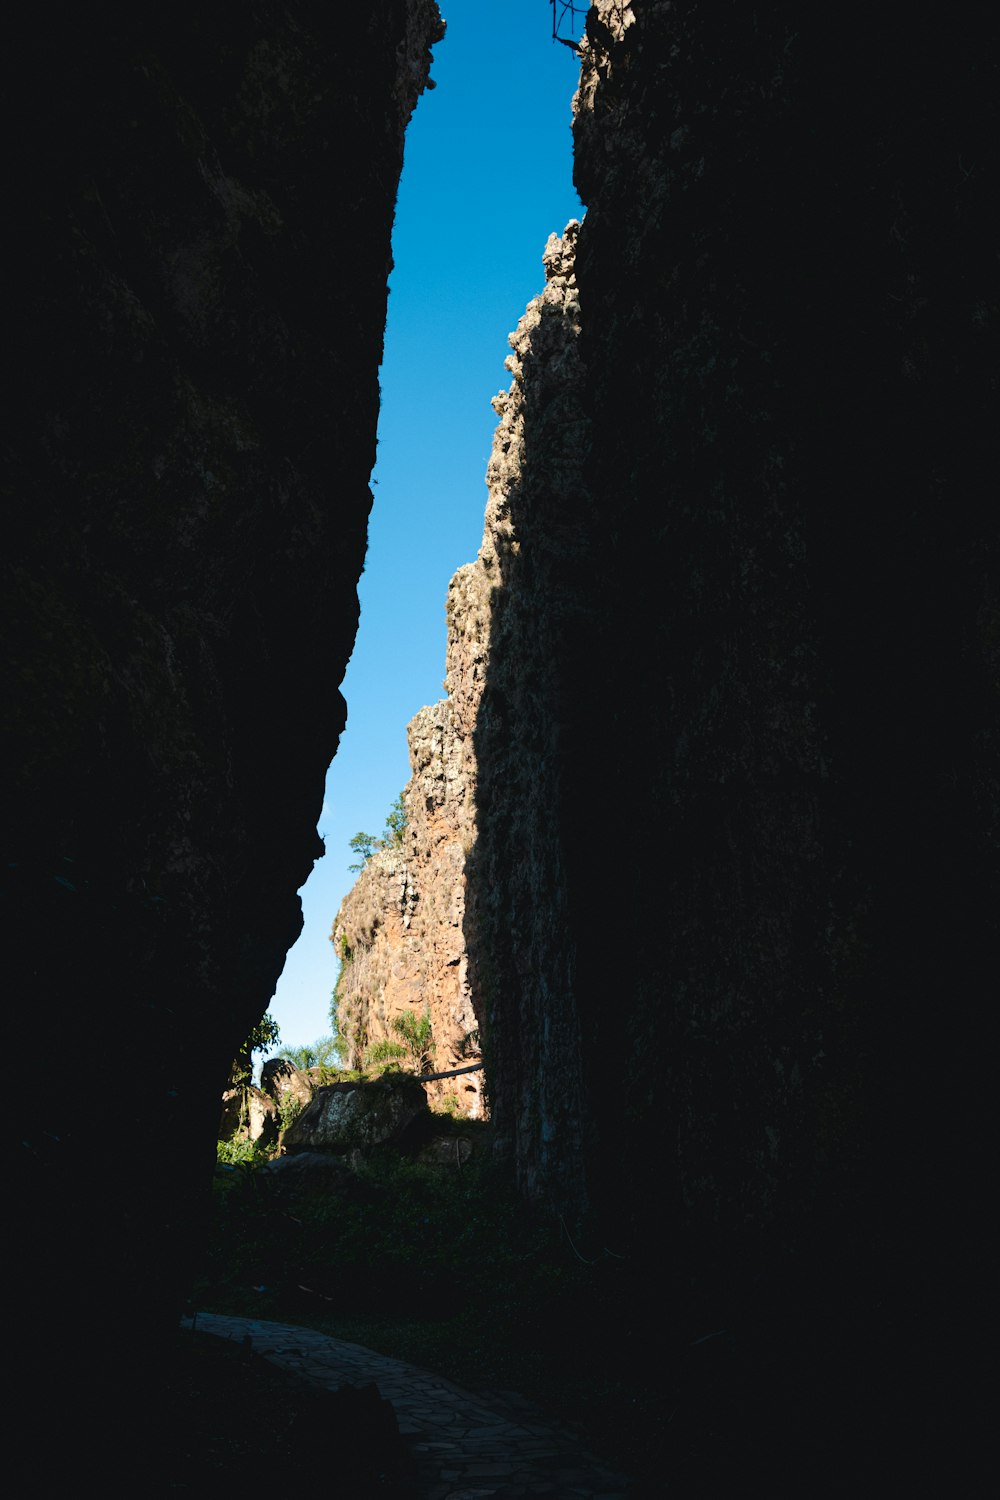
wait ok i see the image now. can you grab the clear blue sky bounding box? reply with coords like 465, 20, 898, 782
264, 2, 586, 1061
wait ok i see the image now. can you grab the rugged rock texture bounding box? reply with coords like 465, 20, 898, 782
332, 661, 484, 1114
261, 1056, 317, 1114
332, 225, 587, 1130
462, 224, 592, 1202
219, 1084, 279, 1149
282, 1073, 430, 1156
2, 0, 442, 1468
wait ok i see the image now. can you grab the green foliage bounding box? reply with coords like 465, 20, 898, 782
364, 1038, 408, 1068
276, 1095, 303, 1134
383, 791, 408, 848
329, 973, 354, 1067
347, 831, 377, 872
278, 1034, 343, 1071
391, 1007, 434, 1072
228, 1011, 281, 1089
193, 1133, 636, 1447
355, 1009, 435, 1075
346, 791, 409, 871
216, 1137, 269, 1168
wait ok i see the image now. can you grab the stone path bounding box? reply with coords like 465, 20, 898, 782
180, 1311, 632, 1498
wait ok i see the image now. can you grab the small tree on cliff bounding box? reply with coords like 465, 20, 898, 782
228, 1011, 280, 1090
346, 791, 408, 871
348, 831, 378, 872
383, 792, 407, 848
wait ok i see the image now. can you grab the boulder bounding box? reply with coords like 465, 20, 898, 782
257, 1151, 356, 1193
282, 1074, 429, 1156
218, 1089, 243, 1141
414, 1135, 474, 1170
261, 1058, 315, 1111
218, 1085, 278, 1147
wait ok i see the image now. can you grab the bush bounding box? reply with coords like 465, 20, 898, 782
216, 1137, 269, 1168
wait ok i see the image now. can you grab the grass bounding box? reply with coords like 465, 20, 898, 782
190, 1131, 672, 1491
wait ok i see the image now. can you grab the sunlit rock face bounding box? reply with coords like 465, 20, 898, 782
331, 225, 587, 1150
332, 691, 486, 1116
2, 0, 442, 1462
330, 502, 491, 1119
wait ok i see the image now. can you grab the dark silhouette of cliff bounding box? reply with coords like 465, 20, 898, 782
3, 0, 995, 1482
466, 3, 997, 1481
2, 0, 442, 1475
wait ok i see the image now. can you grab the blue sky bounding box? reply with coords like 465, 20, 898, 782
264, 2, 586, 1061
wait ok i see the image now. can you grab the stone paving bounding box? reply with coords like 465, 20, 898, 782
180, 1311, 632, 1498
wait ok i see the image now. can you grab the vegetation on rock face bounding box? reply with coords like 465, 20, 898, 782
277, 1035, 342, 1071
191, 1133, 670, 1490
216, 1136, 271, 1168
347, 791, 409, 871
228, 1012, 281, 1089
364, 1008, 435, 1074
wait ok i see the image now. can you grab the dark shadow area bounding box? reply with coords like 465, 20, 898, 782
3, 2, 443, 1481
462, 3, 996, 1487
4, 2, 995, 1490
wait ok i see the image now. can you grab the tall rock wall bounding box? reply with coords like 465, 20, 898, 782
563, 0, 997, 1263
332, 224, 586, 1131
332, 691, 486, 1116
2, 0, 442, 1469
460, 0, 996, 1468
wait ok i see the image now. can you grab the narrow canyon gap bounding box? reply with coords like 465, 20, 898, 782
3, 0, 996, 1481
329, 3, 997, 1476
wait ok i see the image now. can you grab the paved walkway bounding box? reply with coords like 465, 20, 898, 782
180, 1311, 631, 1498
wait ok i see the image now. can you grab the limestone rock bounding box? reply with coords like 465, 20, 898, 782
218, 1086, 278, 1147
282, 1074, 430, 1155
261, 1058, 315, 1112
331, 223, 586, 1141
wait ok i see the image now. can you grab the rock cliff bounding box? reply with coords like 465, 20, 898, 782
464, 0, 997, 1472
563, 0, 997, 1259
3, 0, 442, 1469
331, 223, 587, 1131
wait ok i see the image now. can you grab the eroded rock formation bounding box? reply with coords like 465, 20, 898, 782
3, 0, 442, 1469
331, 223, 586, 1129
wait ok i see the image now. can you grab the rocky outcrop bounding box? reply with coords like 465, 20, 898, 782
219, 1085, 279, 1149
3, 0, 442, 1471
331, 224, 586, 1130
282, 1073, 430, 1156
261, 1057, 317, 1115
462, 224, 592, 1204
331, 692, 484, 1113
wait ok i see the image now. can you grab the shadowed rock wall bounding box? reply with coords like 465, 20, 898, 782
463, 224, 592, 1205
567, 0, 997, 1264
468, 0, 996, 1470
2, 0, 442, 1464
